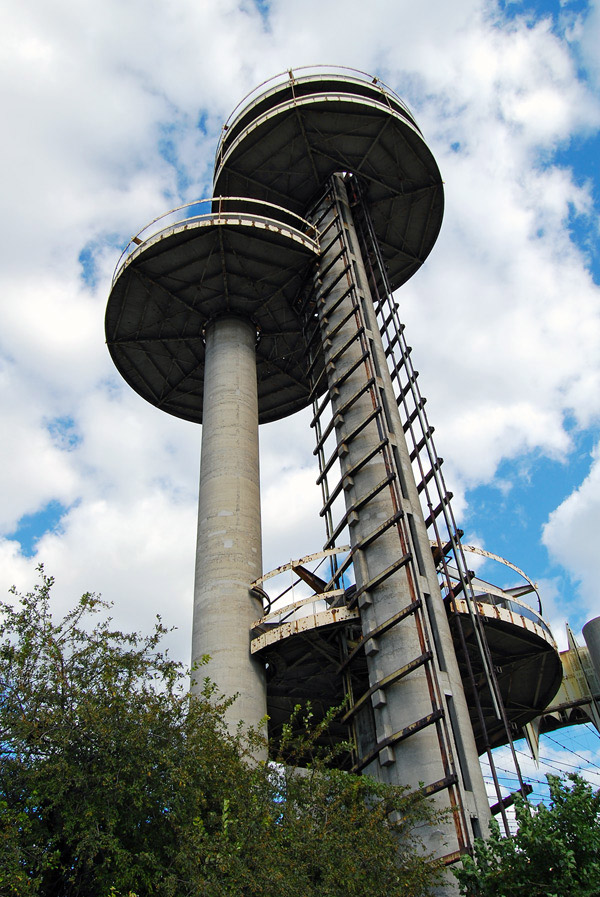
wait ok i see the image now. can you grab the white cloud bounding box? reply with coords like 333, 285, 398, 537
542, 443, 600, 630
0, 0, 598, 706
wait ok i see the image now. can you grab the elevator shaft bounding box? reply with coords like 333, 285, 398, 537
307, 175, 489, 859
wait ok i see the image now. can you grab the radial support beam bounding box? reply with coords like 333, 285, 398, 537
191, 316, 267, 736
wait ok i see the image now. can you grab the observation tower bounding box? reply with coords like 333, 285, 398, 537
106, 67, 567, 869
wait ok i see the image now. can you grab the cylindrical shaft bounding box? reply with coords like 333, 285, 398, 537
191, 316, 267, 735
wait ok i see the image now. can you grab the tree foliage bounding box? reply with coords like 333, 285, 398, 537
0, 568, 443, 897
455, 773, 600, 897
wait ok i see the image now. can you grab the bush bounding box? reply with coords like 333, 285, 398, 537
0, 568, 443, 897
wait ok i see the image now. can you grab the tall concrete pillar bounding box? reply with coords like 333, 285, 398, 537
191, 315, 267, 734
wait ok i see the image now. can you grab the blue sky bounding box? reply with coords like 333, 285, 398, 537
1, 0, 599, 797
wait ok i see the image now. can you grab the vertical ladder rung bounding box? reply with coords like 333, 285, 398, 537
409, 427, 435, 461
417, 458, 444, 494
424, 493, 453, 529
402, 398, 427, 432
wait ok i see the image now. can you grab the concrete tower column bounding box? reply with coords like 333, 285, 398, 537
191, 315, 267, 735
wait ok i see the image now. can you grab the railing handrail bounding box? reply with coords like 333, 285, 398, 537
217, 65, 416, 155
254, 589, 346, 628
112, 195, 320, 285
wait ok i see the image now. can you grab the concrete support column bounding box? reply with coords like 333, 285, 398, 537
191, 315, 267, 736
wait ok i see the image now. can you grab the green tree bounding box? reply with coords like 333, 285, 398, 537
0, 568, 443, 897
455, 773, 600, 897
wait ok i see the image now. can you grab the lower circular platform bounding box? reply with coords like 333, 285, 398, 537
105, 199, 322, 424
449, 599, 563, 752
251, 549, 563, 763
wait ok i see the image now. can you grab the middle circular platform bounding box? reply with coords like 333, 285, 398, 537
105, 198, 322, 424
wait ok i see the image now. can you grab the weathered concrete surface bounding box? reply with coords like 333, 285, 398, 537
191, 316, 267, 737
310, 175, 490, 860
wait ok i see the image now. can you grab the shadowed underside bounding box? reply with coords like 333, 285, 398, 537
106, 213, 320, 423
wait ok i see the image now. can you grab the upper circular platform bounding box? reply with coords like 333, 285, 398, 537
214, 67, 444, 291
105, 198, 321, 424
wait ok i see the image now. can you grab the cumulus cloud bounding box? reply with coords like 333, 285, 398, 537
0, 0, 599, 688
542, 442, 600, 632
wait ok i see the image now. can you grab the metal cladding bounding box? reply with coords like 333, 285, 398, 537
214, 70, 444, 291
106, 199, 320, 423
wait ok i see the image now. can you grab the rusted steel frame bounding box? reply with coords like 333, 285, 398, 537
348, 552, 412, 609
452, 611, 511, 835
349, 294, 400, 503
312, 371, 336, 549
322, 548, 355, 592
353, 511, 405, 555
324, 471, 395, 549
319, 231, 344, 260
412, 772, 459, 799
450, 571, 476, 600
441, 850, 466, 867
402, 397, 428, 432
253, 591, 347, 632
337, 598, 423, 673
307, 358, 329, 403
319, 436, 388, 518
388, 355, 409, 388
253, 547, 348, 586
317, 213, 341, 245
383, 330, 403, 358
409, 427, 435, 462
351, 709, 444, 773
318, 245, 348, 281
321, 303, 359, 343
315, 352, 372, 426
350, 182, 475, 849
332, 181, 467, 845
314, 262, 351, 304
318, 282, 355, 319
424, 494, 453, 530
310, 385, 333, 429
308, 194, 335, 231
324, 325, 366, 370
379, 303, 400, 332
304, 316, 325, 351
314, 386, 371, 483
463, 545, 542, 614
431, 532, 463, 569
291, 563, 328, 593
318, 404, 382, 463
417, 457, 444, 494
410, 586, 457, 779
546, 695, 600, 714
387, 306, 505, 723
489, 784, 533, 817
302, 223, 338, 554
433, 714, 469, 853
341, 650, 433, 722
313, 376, 376, 454
396, 370, 419, 402
304, 340, 327, 381
350, 187, 467, 826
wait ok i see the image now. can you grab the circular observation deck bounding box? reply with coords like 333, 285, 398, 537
214, 67, 444, 292
105, 198, 322, 424
445, 549, 562, 752
250, 548, 361, 766
251, 546, 562, 763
